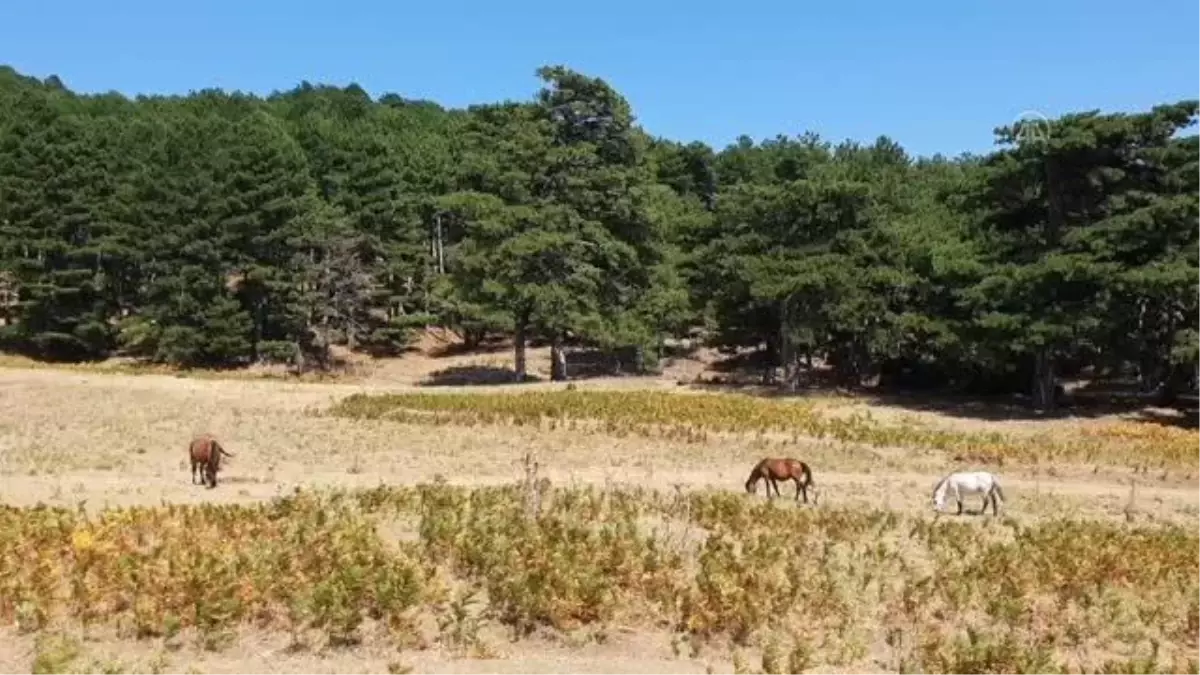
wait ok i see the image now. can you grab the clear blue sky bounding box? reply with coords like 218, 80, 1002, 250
2, 0, 1196, 157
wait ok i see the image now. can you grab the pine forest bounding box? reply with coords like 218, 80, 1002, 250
0, 64, 1196, 411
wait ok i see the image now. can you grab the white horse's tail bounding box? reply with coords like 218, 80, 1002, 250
992, 479, 1005, 503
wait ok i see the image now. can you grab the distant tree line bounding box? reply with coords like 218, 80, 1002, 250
0, 64, 1195, 410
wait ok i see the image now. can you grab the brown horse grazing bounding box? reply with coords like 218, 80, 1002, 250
189, 434, 234, 488
744, 457, 816, 503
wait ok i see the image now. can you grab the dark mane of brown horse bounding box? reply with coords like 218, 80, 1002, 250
744, 457, 815, 503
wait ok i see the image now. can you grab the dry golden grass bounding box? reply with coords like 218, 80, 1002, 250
1, 485, 1196, 674
0, 352, 368, 384
0, 362, 1197, 673
329, 389, 1199, 469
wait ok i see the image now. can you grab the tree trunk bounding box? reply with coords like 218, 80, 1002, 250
762, 337, 778, 386
252, 300, 266, 363
780, 297, 796, 392
435, 213, 445, 275
1154, 363, 1190, 406
292, 341, 306, 375
1032, 347, 1057, 412
831, 341, 858, 387
1138, 353, 1164, 394
513, 313, 528, 383
463, 327, 484, 351
550, 333, 567, 382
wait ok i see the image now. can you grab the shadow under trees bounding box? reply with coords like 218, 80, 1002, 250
687, 349, 1199, 429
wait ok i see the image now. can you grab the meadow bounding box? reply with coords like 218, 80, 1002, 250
0, 359, 1196, 673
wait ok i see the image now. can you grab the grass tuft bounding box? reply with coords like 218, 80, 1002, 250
1, 483, 1195, 673
328, 390, 1199, 468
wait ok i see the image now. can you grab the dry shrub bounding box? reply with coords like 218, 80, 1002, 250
415, 482, 686, 636
0, 493, 432, 648
1, 483, 1196, 673
329, 390, 1199, 468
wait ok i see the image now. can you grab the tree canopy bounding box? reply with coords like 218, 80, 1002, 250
0, 64, 1195, 409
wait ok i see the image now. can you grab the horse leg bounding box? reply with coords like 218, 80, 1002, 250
954, 486, 963, 515
770, 478, 780, 499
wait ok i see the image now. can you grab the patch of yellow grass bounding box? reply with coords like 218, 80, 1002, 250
1083, 420, 1199, 444
1, 484, 1195, 673
329, 390, 1200, 469
0, 353, 360, 384
1, 492, 434, 650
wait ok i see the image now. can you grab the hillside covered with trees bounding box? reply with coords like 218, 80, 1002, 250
0, 64, 1195, 410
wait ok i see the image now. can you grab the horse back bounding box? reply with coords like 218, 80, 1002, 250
950, 471, 994, 491
758, 458, 786, 478
189, 435, 217, 462
761, 457, 808, 481
788, 458, 811, 481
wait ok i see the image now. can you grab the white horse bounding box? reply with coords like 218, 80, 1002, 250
931, 470, 1005, 516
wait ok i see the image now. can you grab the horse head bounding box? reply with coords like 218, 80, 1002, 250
930, 478, 948, 511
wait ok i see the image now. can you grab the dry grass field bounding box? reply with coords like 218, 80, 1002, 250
0, 342, 1196, 674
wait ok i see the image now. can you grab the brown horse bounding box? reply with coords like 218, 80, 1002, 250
189, 434, 234, 488
744, 457, 815, 503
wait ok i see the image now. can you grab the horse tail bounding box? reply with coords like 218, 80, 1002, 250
800, 461, 813, 487
993, 479, 1005, 503
216, 441, 234, 458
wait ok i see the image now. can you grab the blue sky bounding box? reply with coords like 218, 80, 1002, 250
2, 0, 1196, 157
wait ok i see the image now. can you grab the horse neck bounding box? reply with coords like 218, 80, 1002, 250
932, 475, 950, 499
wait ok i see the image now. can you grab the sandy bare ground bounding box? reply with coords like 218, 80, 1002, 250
0, 629, 734, 672
0, 365, 1196, 673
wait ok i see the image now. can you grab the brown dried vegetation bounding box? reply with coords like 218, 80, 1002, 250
2, 482, 1196, 673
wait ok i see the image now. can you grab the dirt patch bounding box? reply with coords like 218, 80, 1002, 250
0, 626, 724, 674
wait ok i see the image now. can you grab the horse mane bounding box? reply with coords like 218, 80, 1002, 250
931, 473, 950, 499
